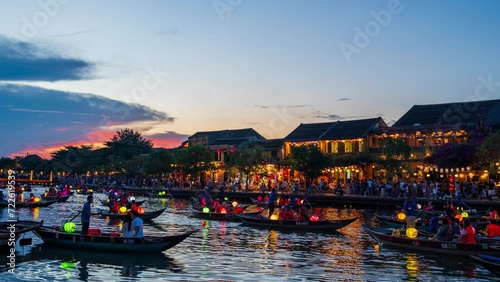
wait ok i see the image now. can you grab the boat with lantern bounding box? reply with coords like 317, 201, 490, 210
236, 214, 358, 232
375, 214, 490, 231
32, 225, 195, 253
363, 224, 500, 256
191, 207, 262, 222
250, 197, 313, 209
1, 220, 44, 250
0, 198, 61, 208
40, 194, 71, 203
97, 208, 166, 222
470, 254, 500, 276
99, 198, 146, 208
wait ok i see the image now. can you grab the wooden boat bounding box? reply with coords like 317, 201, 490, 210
236, 214, 358, 231
0, 220, 44, 250
250, 197, 312, 209
362, 224, 500, 256
99, 199, 146, 208
191, 209, 262, 222
470, 254, 500, 276
97, 208, 166, 222
40, 195, 71, 203
33, 226, 194, 253
375, 214, 489, 231
0, 198, 61, 208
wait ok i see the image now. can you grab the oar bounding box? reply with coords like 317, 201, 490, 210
67, 211, 81, 223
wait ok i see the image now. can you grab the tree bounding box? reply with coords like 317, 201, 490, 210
473, 134, 500, 173
424, 143, 476, 169
225, 145, 265, 190
174, 144, 214, 183
104, 128, 153, 160
18, 154, 47, 172
0, 157, 17, 169
50, 145, 94, 174
286, 145, 330, 186
375, 138, 412, 180
144, 150, 175, 175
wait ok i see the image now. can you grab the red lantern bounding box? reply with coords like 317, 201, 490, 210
138, 207, 145, 214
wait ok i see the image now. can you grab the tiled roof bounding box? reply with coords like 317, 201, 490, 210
390, 99, 500, 132
189, 128, 265, 145
284, 117, 386, 141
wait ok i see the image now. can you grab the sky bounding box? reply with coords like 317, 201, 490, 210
1, 0, 499, 159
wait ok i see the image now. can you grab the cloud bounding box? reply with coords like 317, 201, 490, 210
254, 104, 314, 109
144, 131, 188, 149
49, 30, 94, 38
0, 36, 93, 81
1, 84, 175, 158
338, 98, 350, 101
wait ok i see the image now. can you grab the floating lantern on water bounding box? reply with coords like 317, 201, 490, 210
310, 215, 319, 221
461, 211, 469, 218
232, 201, 238, 208
203, 207, 210, 213
119, 206, 127, 214
63, 222, 76, 233
61, 261, 76, 269
270, 214, 279, 220
406, 227, 418, 238
397, 212, 406, 220
34, 197, 41, 203
138, 207, 145, 214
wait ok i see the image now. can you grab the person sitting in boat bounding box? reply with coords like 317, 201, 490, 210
234, 205, 244, 214
118, 213, 134, 237
110, 200, 120, 213
450, 217, 462, 242
486, 221, 500, 238
423, 201, 434, 211
130, 210, 144, 238
430, 218, 451, 241
489, 209, 499, 220
283, 206, 295, 220
429, 215, 440, 233
130, 200, 138, 213
211, 198, 220, 212
460, 219, 477, 244
279, 206, 287, 220
297, 206, 309, 221
27, 193, 36, 203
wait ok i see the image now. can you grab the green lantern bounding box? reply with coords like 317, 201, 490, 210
63, 221, 76, 233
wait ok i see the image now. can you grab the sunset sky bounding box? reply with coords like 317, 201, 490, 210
1, 0, 499, 158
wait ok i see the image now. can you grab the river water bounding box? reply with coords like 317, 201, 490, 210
0, 192, 497, 282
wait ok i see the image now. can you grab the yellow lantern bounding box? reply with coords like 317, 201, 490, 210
232, 201, 238, 208
119, 206, 127, 214
406, 227, 418, 238
270, 214, 279, 220
34, 197, 41, 203
461, 211, 469, 218
397, 212, 406, 220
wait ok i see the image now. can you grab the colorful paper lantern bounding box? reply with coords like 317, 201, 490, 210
461, 212, 469, 218
34, 197, 41, 203
397, 212, 406, 220
232, 201, 238, 208
406, 227, 418, 238
310, 215, 319, 221
455, 214, 463, 222
138, 207, 145, 214
63, 222, 76, 233
220, 207, 227, 214
270, 214, 279, 220
203, 207, 210, 213
119, 206, 127, 213
257, 196, 262, 201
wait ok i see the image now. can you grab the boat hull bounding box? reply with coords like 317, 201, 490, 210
363, 224, 500, 256
191, 209, 261, 222
98, 208, 166, 222
237, 215, 358, 231
33, 226, 194, 253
